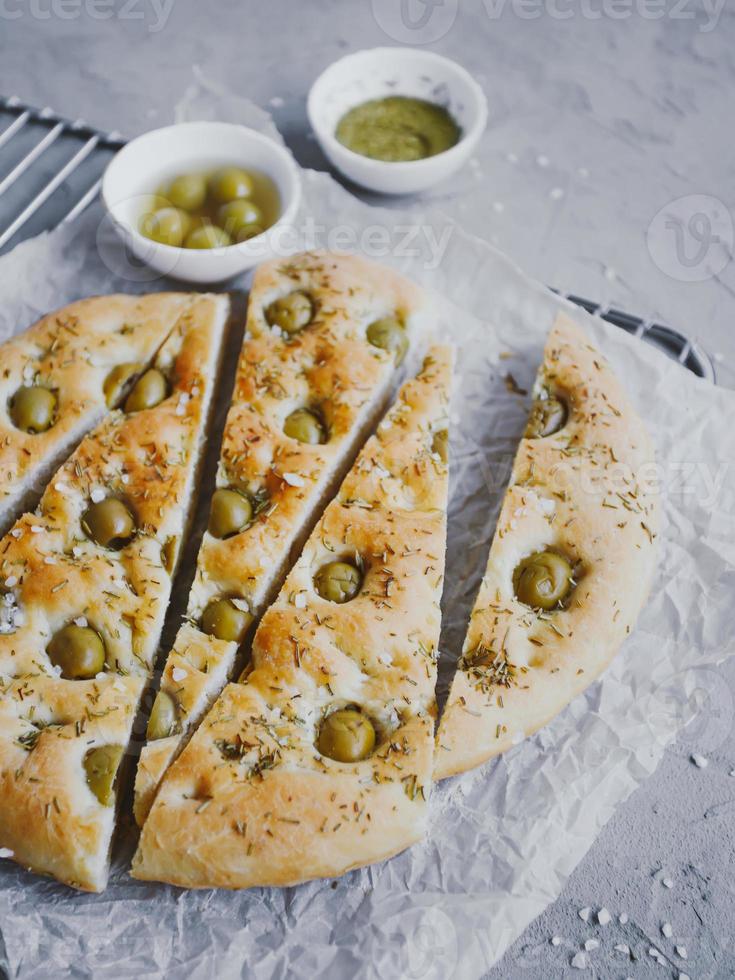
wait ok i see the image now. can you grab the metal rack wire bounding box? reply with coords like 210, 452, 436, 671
0, 94, 715, 383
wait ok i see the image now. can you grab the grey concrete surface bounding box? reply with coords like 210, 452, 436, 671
1, 2, 734, 977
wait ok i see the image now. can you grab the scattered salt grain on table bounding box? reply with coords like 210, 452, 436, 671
584, 939, 599, 951
550, 936, 561, 946
597, 908, 611, 926
619, 912, 629, 924
570, 952, 587, 969
691, 753, 708, 768
676, 945, 688, 959
578, 907, 591, 922
662, 922, 673, 938
614, 943, 631, 955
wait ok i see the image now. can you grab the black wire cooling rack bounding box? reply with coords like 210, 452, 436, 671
0, 94, 716, 383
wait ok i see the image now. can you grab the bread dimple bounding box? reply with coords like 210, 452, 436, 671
132, 345, 453, 889
435, 313, 659, 780
133, 252, 437, 825
0, 293, 228, 891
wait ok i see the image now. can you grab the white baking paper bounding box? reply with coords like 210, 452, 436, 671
0, 86, 734, 980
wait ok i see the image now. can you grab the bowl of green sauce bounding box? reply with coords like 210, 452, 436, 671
308, 48, 487, 195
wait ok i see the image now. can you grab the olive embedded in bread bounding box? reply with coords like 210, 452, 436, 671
432, 428, 448, 463
167, 173, 207, 212
82, 498, 136, 549
208, 488, 253, 540
525, 394, 568, 439
366, 316, 408, 364
9, 385, 57, 433
103, 363, 142, 408
146, 689, 179, 741
265, 291, 314, 334
83, 745, 124, 806
209, 167, 255, 204
513, 550, 573, 610
124, 368, 168, 413
283, 407, 326, 445
47, 624, 106, 679
314, 560, 362, 603
201, 597, 252, 643
317, 708, 376, 762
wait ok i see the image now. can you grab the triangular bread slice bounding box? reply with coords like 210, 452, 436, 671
0, 293, 229, 891
0, 294, 201, 535
132, 346, 453, 888
435, 313, 659, 780
133, 251, 434, 825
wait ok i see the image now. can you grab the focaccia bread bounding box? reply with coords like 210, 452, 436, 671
133, 251, 434, 824
0, 294, 200, 535
132, 346, 452, 889
435, 313, 659, 779
0, 293, 229, 891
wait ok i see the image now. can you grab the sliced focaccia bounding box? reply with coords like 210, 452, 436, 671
133, 251, 435, 825
435, 313, 659, 780
132, 346, 452, 889
0, 293, 202, 535
0, 293, 229, 891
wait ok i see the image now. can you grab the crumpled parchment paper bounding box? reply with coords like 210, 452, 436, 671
0, 82, 734, 980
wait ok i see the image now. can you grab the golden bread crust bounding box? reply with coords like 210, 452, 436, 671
134, 252, 433, 824
435, 313, 659, 779
0, 294, 229, 890
132, 346, 453, 888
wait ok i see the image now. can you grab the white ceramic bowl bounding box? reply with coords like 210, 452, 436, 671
102, 122, 301, 284
307, 47, 488, 195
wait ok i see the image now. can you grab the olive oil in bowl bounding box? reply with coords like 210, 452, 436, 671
139, 166, 281, 249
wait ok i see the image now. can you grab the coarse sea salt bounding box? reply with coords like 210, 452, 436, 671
570, 952, 587, 969
283, 472, 305, 488
171, 667, 187, 683
597, 908, 611, 926
90, 488, 105, 504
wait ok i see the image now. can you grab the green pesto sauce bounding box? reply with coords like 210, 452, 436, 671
335, 96, 461, 162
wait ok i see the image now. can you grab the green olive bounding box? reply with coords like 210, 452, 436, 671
82, 498, 136, 549
167, 173, 207, 212
217, 199, 264, 239
139, 207, 191, 247
124, 368, 168, 413
314, 560, 362, 603
146, 689, 179, 741
317, 708, 376, 762
265, 291, 314, 335
525, 394, 568, 439
83, 744, 124, 806
9, 385, 57, 434
201, 598, 252, 643
209, 167, 255, 204
283, 408, 326, 445
103, 363, 142, 408
513, 550, 574, 610
366, 316, 408, 365
47, 624, 106, 679
432, 428, 448, 463
208, 488, 253, 539
184, 223, 232, 249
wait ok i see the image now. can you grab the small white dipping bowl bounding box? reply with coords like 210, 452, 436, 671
102, 122, 301, 285
308, 47, 488, 196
